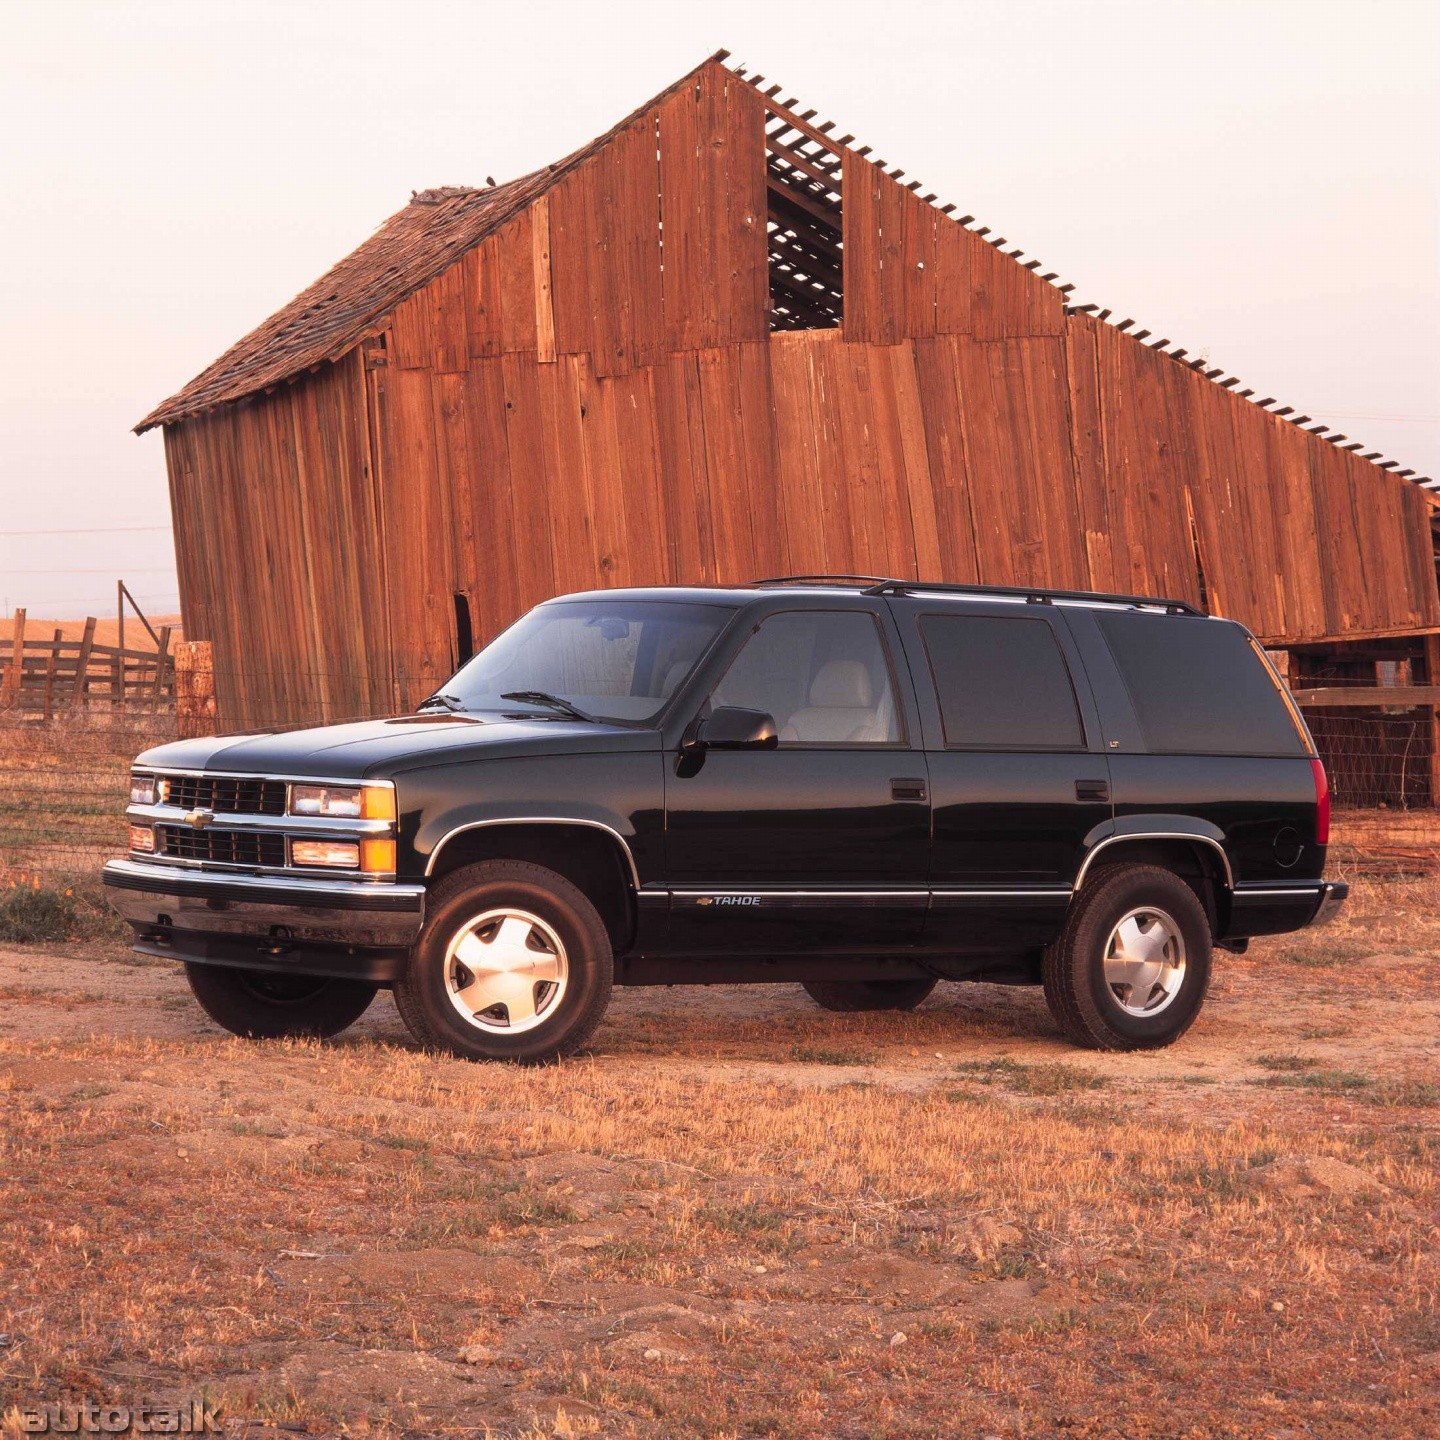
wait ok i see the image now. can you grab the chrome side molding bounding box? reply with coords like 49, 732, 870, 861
1073, 831, 1234, 892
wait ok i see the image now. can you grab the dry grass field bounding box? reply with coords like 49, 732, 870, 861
1, 865, 1437, 1439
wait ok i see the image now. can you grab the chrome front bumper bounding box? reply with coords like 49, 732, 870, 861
104, 864, 423, 956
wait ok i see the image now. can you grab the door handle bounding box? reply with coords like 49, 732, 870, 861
891, 777, 928, 803
1076, 778, 1110, 803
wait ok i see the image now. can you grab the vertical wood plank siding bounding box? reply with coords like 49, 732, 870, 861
658, 66, 768, 352
160, 60, 1440, 726
163, 352, 390, 728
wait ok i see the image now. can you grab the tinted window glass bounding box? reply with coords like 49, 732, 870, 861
921, 615, 1083, 749
713, 611, 902, 745
1097, 612, 1308, 756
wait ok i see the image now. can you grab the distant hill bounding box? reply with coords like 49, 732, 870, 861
0, 614, 183, 650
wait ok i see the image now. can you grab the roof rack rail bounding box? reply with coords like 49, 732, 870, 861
859, 578, 1205, 616
750, 574, 893, 588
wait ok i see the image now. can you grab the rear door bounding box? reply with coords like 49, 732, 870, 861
890, 599, 1112, 954
662, 603, 931, 954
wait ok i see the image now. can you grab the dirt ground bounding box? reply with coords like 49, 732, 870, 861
1, 883, 1437, 1439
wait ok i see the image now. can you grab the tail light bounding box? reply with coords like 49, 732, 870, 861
1311, 757, 1330, 846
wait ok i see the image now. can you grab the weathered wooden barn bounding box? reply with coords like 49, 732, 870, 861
139, 52, 1440, 733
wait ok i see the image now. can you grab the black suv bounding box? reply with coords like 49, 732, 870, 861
104, 578, 1345, 1062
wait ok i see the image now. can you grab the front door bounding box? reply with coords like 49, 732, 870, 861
663, 606, 930, 953
890, 599, 1113, 954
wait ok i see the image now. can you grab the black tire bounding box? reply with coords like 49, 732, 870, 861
395, 860, 613, 1063
1042, 863, 1212, 1051
184, 964, 377, 1040
802, 977, 938, 1012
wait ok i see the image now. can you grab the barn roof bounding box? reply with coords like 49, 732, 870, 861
135, 54, 726, 434
134, 178, 543, 432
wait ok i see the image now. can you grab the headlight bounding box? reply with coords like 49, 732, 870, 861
291, 840, 361, 868
288, 783, 394, 817
289, 783, 396, 821
291, 784, 361, 817
130, 775, 157, 806
128, 823, 155, 852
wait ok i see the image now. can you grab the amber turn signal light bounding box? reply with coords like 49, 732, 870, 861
361, 786, 397, 822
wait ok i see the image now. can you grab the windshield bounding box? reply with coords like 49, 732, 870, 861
438, 601, 735, 725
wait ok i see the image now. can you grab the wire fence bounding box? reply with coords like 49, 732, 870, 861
1304, 710, 1433, 810
0, 712, 177, 937
1, 714, 176, 867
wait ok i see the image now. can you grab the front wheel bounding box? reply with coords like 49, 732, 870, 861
802, 977, 937, 1012
185, 964, 377, 1039
1042, 864, 1212, 1051
394, 860, 614, 1063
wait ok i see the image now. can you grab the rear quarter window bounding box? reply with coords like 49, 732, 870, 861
1097, 612, 1309, 756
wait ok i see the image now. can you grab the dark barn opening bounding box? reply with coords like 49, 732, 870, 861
453, 592, 475, 667
763, 105, 843, 330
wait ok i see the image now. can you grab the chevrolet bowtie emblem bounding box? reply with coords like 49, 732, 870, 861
695, 896, 714, 906
184, 808, 215, 830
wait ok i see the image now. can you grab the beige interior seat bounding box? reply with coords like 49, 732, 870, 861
781, 660, 882, 742
660, 659, 691, 698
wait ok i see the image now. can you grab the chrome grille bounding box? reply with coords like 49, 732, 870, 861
157, 826, 286, 868
158, 773, 286, 816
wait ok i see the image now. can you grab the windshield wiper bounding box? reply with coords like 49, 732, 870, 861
501, 690, 598, 723
417, 692, 466, 712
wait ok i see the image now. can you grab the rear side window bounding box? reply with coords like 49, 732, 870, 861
1097, 612, 1308, 756
920, 615, 1084, 749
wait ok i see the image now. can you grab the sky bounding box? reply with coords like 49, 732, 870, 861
1, 0, 1436, 619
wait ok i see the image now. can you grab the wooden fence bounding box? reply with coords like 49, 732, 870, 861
1, 614, 175, 717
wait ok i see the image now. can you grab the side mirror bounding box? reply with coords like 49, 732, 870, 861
696, 706, 779, 751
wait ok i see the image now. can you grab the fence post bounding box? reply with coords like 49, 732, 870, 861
71, 617, 97, 710
1426, 635, 1440, 808
174, 640, 216, 737
3, 608, 24, 705
117, 580, 125, 712
152, 625, 173, 710
43, 628, 60, 721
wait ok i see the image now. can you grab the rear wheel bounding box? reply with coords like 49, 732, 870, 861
1042, 864, 1211, 1051
395, 860, 613, 1063
184, 964, 377, 1039
802, 977, 937, 1012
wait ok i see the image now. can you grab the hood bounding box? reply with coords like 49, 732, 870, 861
136, 712, 659, 780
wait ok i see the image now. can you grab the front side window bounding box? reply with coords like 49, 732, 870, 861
921, 614, 1084, 750
443, 601, 733, 725
712, 610, 902, 745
